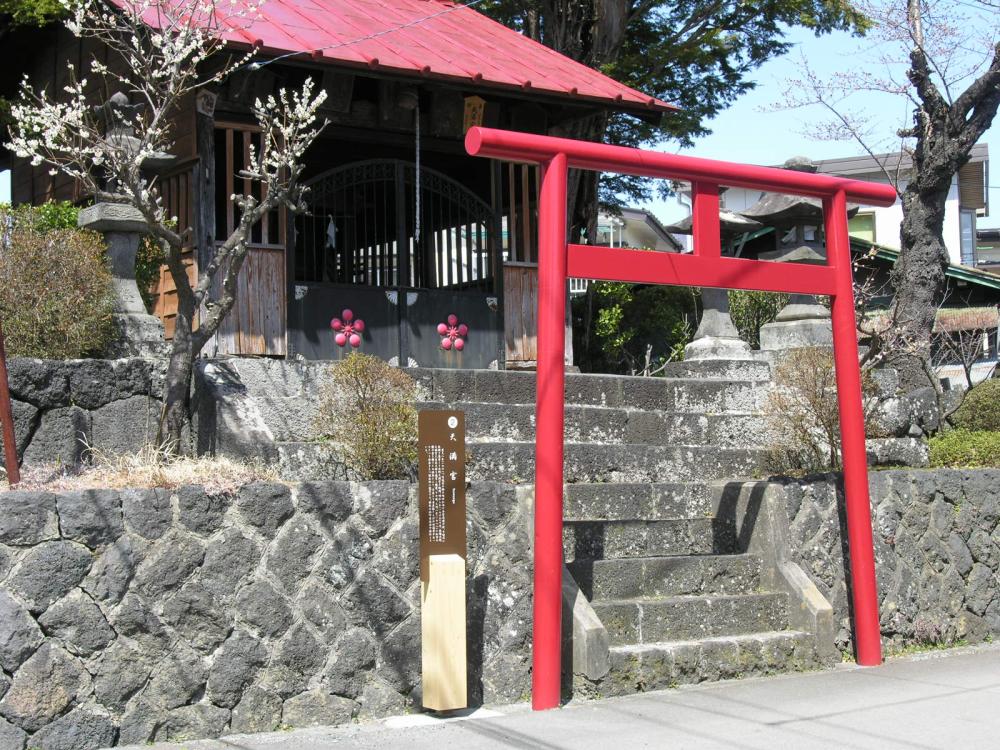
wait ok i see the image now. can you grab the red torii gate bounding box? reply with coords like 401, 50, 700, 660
466, 126, 898, 711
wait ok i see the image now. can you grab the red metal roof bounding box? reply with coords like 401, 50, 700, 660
213, 0, 674, 113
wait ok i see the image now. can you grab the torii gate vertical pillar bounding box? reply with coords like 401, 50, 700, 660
532, 152, 568, 711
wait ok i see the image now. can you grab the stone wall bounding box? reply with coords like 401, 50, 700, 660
0, 481, 532, 749
773, 469, 1000, 653
0, 358, 164, 468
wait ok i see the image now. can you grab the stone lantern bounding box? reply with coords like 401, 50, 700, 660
738, 156, 858, 351
665, 210, 763, 360
78, 92, 175, 358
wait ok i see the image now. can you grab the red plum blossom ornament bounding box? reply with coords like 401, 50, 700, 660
330, 309, 365, 348
437, 313, 469, 351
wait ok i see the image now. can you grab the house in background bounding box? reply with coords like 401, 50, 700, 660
0, 0, 675, 371
978, 228, 1000, 272
720, 144, 990, 268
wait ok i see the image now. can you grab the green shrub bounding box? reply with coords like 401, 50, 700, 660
929, 430, 1000, 468
728, 290, 788, 349
135, 235, 165, 312
315, 353, 417, 480
951, 380, 1000, 432
0, 204, 114, 359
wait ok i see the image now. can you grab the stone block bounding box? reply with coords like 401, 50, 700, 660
56, 490, 124, 548
132, 531, 204, 598
0, 399, 36, 458
265, 517, 323, 594
317, 520, 373, 589
38, 590, 115, 657
342, 570, 411, 636
27, 706, 117, 750
22, 407, 91, 467
82, 536, 135, 605
77, 202, 147, 233
0, 492, 59, 546
297, 581, 347, 642
0, 590, 43, 672
0, 643, 91, 732
323, 627, 376, 698
355, 481, 410, 537
295, 481, 352, 523
161, 581, 231, 653
0, 717, 26, 750
230, 685, 282, 734
121, 488, 172, 539
281, 689, 356, 728
236, 482, 294, 537
110, 594, 169, 650
6, 359, 70, 409
65, 360, 116, 410
263, 624, 325, 698
93, 641, 151, 711
89, 395, 158, 455
357, 678, 406, 721
153, 704, 231, 742
200, 528, 261, 598
235, 580, 293, 639
207, 630, 268, 708
7, 541, 91, 614
177, 485, 229, 535
142, 643, 207, 710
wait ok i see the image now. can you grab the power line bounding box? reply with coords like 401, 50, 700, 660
246, 0, 488, 71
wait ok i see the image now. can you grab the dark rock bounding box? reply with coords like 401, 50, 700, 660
200, 528, 261, 598
263, 623, 324, 698
22, 406, 91, 467
342, 571, 411, 636
93, 641, 151, 711
82, 536, 134, 604
296, 481, 353, 523
469, 482, 516, 528
28, 706, 117, 750
298, 581, 347, 642
161, 581, 232, 653
0, 590, 43, 672
230, 685, 282, 734
7, 541, 92, 614
265, 518, 323, 594
110, 595, 169, 650
132, 531, 204, 598
89, 395, 158, 455
0, 643, 91, 732
66, 359, 116, 409
236, 482, 294, 537
370, 517, 419, 590
0, 492, 58, 546
56, 490, 124, 549
110, 358, 155, 398
143, 643, 207, 709
356, 481, 410, 537
207, 630, 268, 708
323, 627, 376, 698
177, 486, 229, 535
153, 704, 230, 742
357, 678, 406, 721
378, 615, 421, 693
121, 488, 172, 539
0, 545, 15, 581
281, 690, 356, 728
235, 580, 293, 639
317, 520, 373, 589
0, 717, 26, 750
38, 590, 115, 656
117, 699, 162, 745
7, 359, 69, 409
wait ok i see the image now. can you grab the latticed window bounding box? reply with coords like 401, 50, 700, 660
214, 124, 284, 248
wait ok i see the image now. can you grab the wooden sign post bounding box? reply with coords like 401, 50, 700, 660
418, 410, 467, 712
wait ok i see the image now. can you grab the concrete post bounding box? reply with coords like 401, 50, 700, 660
684, 287, 753, 360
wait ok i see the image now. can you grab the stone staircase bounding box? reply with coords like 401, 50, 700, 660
195, 357, 836, 693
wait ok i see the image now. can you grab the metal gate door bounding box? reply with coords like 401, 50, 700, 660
289, 160, 502, 368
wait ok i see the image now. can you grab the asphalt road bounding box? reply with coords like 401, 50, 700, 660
123, 643, 1000, 750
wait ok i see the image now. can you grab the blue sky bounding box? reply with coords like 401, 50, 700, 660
645, 26, 999, 229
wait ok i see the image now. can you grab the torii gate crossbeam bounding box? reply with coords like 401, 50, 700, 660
465, 127, 898, 711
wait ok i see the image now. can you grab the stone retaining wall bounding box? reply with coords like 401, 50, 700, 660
0, 358, 164, 468
0, 481, 532, 749
774, 469, 1000, 653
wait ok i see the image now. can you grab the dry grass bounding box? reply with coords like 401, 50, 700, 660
2, 443, 279, 494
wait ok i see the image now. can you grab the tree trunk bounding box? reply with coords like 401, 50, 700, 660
157, 297, 196, 451
891, 184, 950, 388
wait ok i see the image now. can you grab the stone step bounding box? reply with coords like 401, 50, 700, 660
592, 592, 789, 645
600, 631, 819, 697
411, 368, 767, 413
568, 554, 762, 600
564, 519, 735, 560
467, 443, 770, 483
657, 359, 772, 381
420, 401, 771, 448
564, 483, 716, 521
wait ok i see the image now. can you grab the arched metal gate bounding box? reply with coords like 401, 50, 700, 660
289, 159, 502, 367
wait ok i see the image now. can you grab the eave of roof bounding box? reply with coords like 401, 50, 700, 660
201, 0, 675, 116
857, 241, 1000, 292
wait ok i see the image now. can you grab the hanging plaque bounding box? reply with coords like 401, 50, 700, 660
418, 410, 467, 581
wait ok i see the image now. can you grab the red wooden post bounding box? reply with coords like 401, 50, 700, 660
691, 182, 721, 257
532, 152, 568, 710
825, 190, 882, 665
0, 316, 21, 488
